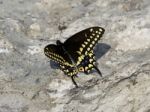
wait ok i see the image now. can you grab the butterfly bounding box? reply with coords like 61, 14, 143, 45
44, 26, 105, 87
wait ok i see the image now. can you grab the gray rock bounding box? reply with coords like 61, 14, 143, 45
0, 0, 150, 112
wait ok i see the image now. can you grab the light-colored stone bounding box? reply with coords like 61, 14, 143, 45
29, 23, 41, 37
0, 0, 150, 112
27, 46, 42, 55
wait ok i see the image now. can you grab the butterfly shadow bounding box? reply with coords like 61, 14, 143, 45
94, 43, 111, 60
49, 61, 60, 69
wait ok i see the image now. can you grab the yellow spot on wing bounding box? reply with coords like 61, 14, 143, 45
70, 73, 73, 76
87, 70, 90, 73
85, 51, 88, 55
80, 47, 83, 52
82, 44, 85, 48
84, 42, 88, 45
89, 44, 93, 48
64, 69, 69, 72
78, 57, 82, 62
79, 67, 84, 72
89, 59, 93, 62
87, 39, 90, 42
85, 34, 87, 37
90, 28, 93, 32
87, 48, 90, 51
77, 55, 84, 65
77, 51, 81, 55
93, 61, 96, 64
88, 64, 93, 68
89, 53, 93, 57
92, 41, 95, 44
85, 66, 88, 71
94, 38, 98, 41
92, 34, 95, 36
99, 28, 103, 32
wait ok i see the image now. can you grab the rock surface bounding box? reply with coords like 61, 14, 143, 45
0, 0, 150, 112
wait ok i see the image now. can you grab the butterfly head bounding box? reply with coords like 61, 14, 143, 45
56, 40, 63, 45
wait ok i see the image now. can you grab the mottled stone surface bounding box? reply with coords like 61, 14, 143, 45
0, 0, 150, 112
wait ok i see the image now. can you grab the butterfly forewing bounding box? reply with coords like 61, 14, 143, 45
44, 44, 73, 67
63, 27, 105, 65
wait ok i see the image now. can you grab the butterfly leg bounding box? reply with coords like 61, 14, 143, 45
71, 76, 78, 88
93, 65, 102, 77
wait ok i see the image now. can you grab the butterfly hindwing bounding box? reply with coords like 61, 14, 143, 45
59, 64, 78, 76
78, 51, 96, 73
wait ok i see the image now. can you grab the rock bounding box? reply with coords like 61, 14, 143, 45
0, 0, 150, 112
28, 23, 41, 38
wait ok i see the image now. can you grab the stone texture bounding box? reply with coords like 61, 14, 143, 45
0, 0, 150, 112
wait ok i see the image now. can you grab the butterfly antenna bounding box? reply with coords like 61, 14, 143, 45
93, 65, 102, 77
71, 76, 78, 88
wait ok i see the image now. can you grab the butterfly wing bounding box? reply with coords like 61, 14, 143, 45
44, 44, 73, 67
63, 27, 105, 65
78, 51, 95, 72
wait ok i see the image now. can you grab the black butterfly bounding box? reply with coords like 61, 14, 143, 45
44, 27, 105, 87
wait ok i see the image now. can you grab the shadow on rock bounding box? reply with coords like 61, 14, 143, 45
95, 43, 111, 60
50, 60, 60, 69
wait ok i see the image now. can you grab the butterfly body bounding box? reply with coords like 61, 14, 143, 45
44, 27, 105, 87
